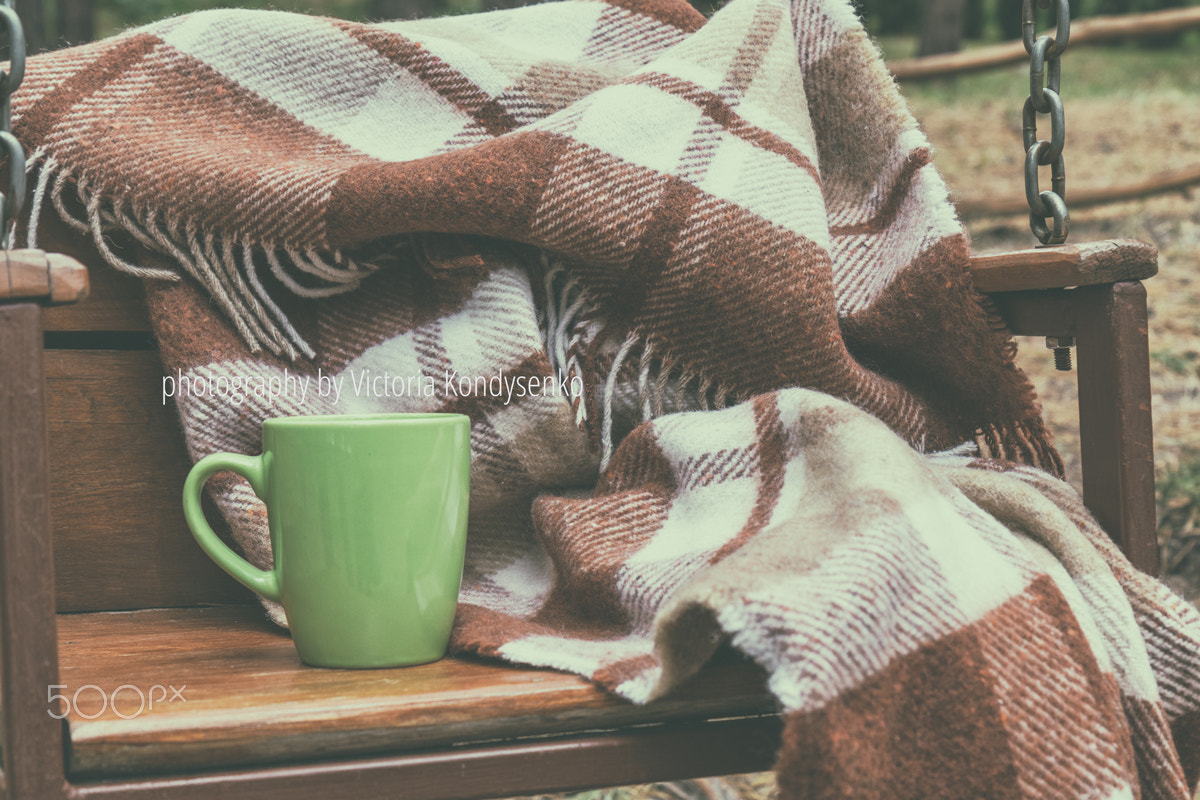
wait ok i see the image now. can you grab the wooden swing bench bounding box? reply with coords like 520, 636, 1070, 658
0, 211, 1162, 799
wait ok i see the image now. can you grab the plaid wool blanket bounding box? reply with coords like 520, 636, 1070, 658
14, 0, 1200, 796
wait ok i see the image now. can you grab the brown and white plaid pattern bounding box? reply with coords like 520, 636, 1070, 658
14, 0, 1200, 796
14, 0, 1055, 465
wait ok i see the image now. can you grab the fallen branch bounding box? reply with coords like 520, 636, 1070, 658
955, 163, 1200, 217
887, 6, 1200, 81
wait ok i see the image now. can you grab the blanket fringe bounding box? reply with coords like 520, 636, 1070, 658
971, 289, 1067, 477
26, 149, 50, 250
601, 331, 640, 471
540, 256, 748, 468
26, 165, 368, 361
974, 420, 1064, 475
542, 255, 600, 430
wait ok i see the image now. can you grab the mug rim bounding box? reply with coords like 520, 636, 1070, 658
263, 413, 469, 428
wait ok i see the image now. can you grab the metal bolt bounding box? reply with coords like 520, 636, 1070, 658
1046, 336, 1074, 371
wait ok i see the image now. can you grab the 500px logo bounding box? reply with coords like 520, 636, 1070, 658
47, 684, 187, 720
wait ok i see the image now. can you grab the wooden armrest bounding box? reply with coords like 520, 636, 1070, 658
968, 239, 1157, 293
1, 249, 89, 305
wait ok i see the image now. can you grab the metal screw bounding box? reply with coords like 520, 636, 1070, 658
1046, 336, 1074, 371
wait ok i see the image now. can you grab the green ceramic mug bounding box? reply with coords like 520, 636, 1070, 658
182, 413, 471, 668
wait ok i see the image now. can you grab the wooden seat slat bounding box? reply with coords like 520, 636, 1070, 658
58, 606, 776, 778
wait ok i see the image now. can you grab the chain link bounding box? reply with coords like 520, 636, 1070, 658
0, 0, 24, 249
1022, 0, 1070, 245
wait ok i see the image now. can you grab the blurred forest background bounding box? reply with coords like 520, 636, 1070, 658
13, 0, 1200, 54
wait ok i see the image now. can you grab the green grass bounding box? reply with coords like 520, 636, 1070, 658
1158, 450, 1200, 573
1152, 348, 1200, 376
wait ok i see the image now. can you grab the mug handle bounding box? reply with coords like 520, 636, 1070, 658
182, 453, 282, 603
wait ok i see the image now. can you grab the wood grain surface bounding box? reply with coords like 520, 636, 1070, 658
45, 349, 251, 611
68, 716, 783, 800
1, 249, 90, 305
969, 239, 1158, 293
59, 606, 775, 778
1075, 283, 1159, 574
0, 304, 71, 798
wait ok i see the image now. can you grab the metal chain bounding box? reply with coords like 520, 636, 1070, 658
0, 0, 24, 249
1022, 0, 1070, 245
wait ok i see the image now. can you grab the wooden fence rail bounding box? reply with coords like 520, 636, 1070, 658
886, 6, 1200, 82
956, 164, 1200, 218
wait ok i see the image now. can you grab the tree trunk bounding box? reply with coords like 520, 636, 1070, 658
964, 0, 985, 39
995, 0, 1022, 43
13, 0, 46, 55
919, 0, 965, 56
57, 0, 94, 47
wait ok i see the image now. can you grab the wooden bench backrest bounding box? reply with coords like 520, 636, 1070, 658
40, 219, 251, 613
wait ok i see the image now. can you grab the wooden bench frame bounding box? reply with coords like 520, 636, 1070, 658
0, 237, 1160, 800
